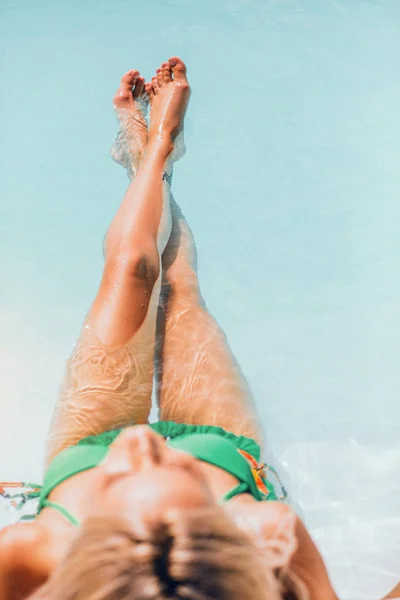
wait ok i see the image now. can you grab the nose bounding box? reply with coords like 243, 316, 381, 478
128, 426, 163, 464
107, 426, 164, 472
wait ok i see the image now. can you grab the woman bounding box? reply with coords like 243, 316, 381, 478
0, 57, 340, 600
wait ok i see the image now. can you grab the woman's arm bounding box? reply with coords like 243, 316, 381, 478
0, 523, 50, 600
289, 512, 339, 600
0, 526, 21, 600
381, 581, 400, 599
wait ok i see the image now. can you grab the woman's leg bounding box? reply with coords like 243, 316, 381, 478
45, 60, 190, 467
155, 198, 265, 451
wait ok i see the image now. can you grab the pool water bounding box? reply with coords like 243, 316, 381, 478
1, 1, 400, 598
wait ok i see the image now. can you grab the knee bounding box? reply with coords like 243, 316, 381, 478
105, 246, 160, 291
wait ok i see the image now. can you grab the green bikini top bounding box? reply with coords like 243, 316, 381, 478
36, 431, 269, 527
1, 424, 287, 525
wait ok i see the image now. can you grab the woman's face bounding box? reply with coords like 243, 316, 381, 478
87, 426, 216, 529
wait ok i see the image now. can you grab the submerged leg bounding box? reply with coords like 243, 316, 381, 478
45, 60, 190, 467
155, 198, 265, 451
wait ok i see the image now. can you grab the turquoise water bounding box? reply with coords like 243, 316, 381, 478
1, 1, 400, 598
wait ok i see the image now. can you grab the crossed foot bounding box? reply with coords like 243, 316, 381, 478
111, 57, 191, 178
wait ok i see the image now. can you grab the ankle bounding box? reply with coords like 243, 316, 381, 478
147, 132, 174, 157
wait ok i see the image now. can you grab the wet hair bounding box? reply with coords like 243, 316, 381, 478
28, 507, 308, 599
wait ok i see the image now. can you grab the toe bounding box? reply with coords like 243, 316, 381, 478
156, 68, 163, 87
145, 82, 154, 100
113, 70, 139, 106
162, 62, 172, 83
121, 69, 139, 88
152, 75, 159, 93
168, 57, 187, 82
133, 76, 145, 98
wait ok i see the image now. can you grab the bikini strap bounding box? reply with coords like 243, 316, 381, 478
236, 450, 289, 502
218, 481, 249, 504
0, 481, 80, 527
41, 500, 80, 527
0, 481, 42, 510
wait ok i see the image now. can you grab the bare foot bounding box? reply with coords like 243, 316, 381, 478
110, 69, 148, 178
145, 57, 191, 152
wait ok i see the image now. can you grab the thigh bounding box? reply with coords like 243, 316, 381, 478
157, 298, 265, 452
45, 268, 161, 467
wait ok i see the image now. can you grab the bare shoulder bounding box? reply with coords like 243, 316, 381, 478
0, 520, 49, 556
224, 497, 296, 535
225, 501, 339, 600
0, 522, 51, 599
224, 499, 297, 556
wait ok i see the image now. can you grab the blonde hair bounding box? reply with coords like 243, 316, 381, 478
28, 507, 308, 599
